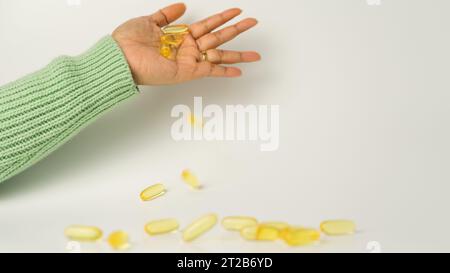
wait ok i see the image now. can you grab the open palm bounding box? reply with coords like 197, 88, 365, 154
112, 3, 260, 86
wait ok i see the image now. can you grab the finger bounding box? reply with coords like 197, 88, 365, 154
210, 65, 242, 77
194, 62, 242, 78
205, 49, 261, 64
190, 8, 242, 39
197, 18, 258, 51
150, 2, 187, 27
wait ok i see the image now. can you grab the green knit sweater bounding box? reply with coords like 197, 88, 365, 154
0, 36, 138, 184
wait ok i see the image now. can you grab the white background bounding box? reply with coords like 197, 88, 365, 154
1, 0, 450, 253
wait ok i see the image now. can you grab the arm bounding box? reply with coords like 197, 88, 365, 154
0, 36, 137, 183
0, 3, 260, 184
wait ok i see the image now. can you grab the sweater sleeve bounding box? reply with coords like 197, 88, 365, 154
0, 36, 138, 184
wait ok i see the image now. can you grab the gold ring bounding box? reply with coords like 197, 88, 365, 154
201, 51, 208, 62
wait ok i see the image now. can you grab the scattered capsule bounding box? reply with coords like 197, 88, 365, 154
183, 213, 218, 242
281, 227, 321, 246
145, 219, 180, 235
140, 183, 166, 201
64, 225, 103, 242
188, 114, 203, 128
256, 225, 280, 241
222, 216, 258, 231
260, 221, 290, 231
107, 230, 130, 250
240, 224, 279, 241
320, 220, 356, 235
240, 225, 258, 240
181, 170, 201, 189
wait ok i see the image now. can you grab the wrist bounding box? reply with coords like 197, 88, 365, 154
112, 34, 142, 86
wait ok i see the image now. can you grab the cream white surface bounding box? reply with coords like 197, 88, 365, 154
1, 0, 449, 253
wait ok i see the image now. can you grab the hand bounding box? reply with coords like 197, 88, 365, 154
112, 3, 260, 86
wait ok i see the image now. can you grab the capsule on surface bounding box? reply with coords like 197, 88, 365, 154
182, 213, 218, 242
259, 221, 290, 231
320, 220, 356, 235
140, 183, 166, 201
256, 225, 280, 241
64, 225, 103, 242
145, 219, 180, 235
107, 230, 130, 250
188, 114, 203, 128
222, 216, 258, 231
240, 224, 279, 241
181, 170, 201, 189
240, 225, 258, 240
281, 227, 321, 246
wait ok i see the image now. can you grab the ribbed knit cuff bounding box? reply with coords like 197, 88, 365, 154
0, 36, 138, 183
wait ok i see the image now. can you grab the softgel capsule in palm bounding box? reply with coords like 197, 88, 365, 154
160, 24, 189, 60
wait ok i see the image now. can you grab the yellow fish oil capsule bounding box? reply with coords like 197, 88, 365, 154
160, 44, 172, 59
320, 220, 356, 235
281, 228, 321, 246
108, 230, 130, 250
255, 225, 279, 241
182, 213, 218, 242
222, 216, 258, 231
260, 222, 290, 231
161, 34, 185, 47
240, 225, 258, 240
181, 169, 201, 189
162, 24, 190, 35
145, 219, 180, 235
188, 114, 203, 128
240, 224, 279, 241
64, 225, 103, 242
140, 183, 166, 201
160, 24, 189, 60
